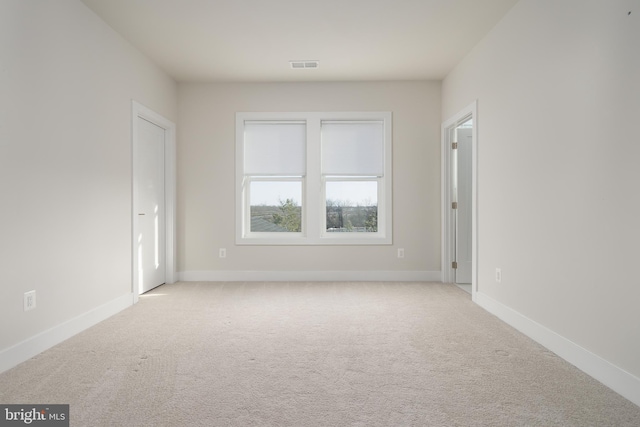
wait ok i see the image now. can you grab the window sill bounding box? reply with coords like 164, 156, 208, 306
236, 235, 392, 246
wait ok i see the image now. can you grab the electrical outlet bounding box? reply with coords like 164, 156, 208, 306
495, 268, 502, 283
219, 248, 227, 258
24, 290, 36, 311
397, 248, 405, 258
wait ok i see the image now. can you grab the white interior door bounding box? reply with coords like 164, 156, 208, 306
455, 126, 472, 284
442, 101, 476, 292
136, 117, 166, 294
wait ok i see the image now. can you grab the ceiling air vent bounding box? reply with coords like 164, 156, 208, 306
290, 60, 319, 69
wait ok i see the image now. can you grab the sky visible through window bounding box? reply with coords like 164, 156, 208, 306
250, 181, 377, 206
250, 181, 301, 206
326, 181, 377, 206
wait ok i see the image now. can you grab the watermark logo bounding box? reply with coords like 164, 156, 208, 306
0, 405, 68, 426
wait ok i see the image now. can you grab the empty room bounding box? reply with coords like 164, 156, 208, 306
1, 0, 639, 425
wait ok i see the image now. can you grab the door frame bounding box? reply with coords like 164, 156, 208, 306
441, 100, 478, 297
132, 101, 176, 303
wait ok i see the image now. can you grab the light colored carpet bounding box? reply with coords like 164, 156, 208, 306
1, 282, 639, 426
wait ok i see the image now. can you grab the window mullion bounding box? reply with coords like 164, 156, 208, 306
305, 118, 321, 241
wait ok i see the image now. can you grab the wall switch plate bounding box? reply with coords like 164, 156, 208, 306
495, 268, 502, 283
24, 290, 36, 311
397, 248, 405, 258
219, 248, 227, 258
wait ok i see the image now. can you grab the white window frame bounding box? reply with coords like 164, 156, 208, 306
236, 111, 392, 245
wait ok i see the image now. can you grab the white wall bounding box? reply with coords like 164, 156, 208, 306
0, 0, 177, 366
442, 0, 640, 389
177, 82, 441, 281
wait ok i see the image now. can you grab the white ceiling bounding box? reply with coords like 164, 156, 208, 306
80, 0, 518, 83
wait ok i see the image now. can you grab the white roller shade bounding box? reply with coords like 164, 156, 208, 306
244, 121, 306, 175
321, 121, 384, 176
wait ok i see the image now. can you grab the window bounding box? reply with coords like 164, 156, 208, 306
243, 121, 305, 235
236, 112, 392, 245
321, 120, 383, 234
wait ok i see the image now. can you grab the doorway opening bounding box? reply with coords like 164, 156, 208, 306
442, 101, 477, 298
132, 101, 176, 303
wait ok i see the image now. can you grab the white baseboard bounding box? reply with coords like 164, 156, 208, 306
178, 270, 442, 282
0, 293, 133, 374
474, 291, 640, 407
